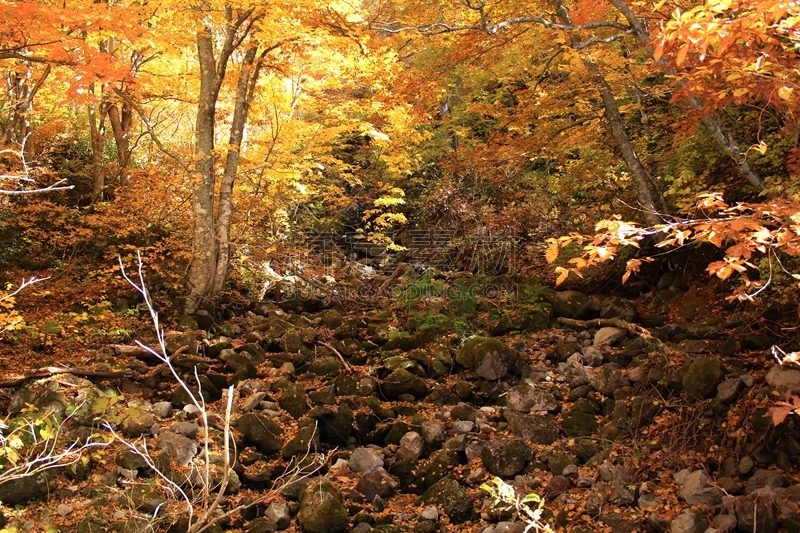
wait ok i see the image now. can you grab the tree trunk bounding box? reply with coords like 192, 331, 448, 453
185, 29, 223, 313
88, 92, 108, 204
211, 46, 262, 295
552, 0, 664, 225
607, 0, 765, 191
107, 101, 132, 170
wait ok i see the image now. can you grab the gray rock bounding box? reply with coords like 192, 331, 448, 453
169, 421, 200, 439
0, 471, 54, 505
670, 509, 707, 533
717, 378, 743, 404
298, 478, 348, 533
678, 470, 724, 506
480, 439, 529, 478
506, 382, 559, 413
356, 467, 399, 500
683, 358, 725, 400
549, 290, 592, 319
238, 413, 284, 455
453, 420, 474, 433
152, 401, 173, 418
421, 420, 446, 448
242, 391, 267, 412
415, 477, 475, 524
247, 517, 277, 533
600, 297, 638, 323
266, 502, 291, 530
503, 411, 560, 444
586, 364, 628, 395
276, 380, 308, 419
765, 365, 800, 394
307, 355, 343, 378
397, 431, 424, 461
745, 469, 785, 494
157, 432, 198, 466
713, 514, 737, 533
562, 410, 598, 437
420, 505, 439, 521
581, 346, 605, 367
206, 337, 233, 358
455, 337, 518, 381
735, 490, 778, 533
381, 368, 428, 400
120, 407, 155, 438
349, 447, 384, 473
594, 327, 627, 347
220, 349, 258, 378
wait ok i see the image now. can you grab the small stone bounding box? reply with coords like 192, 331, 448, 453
453, 421, 474, 433
56, 504, 73, 516
420, 506, 439, 521
744, 469, 785, 494
421, 420, 446, 448
765, 365, 800, 394
242, 392, 267, 412
713, 514, 737, 533
169, 421, 200, 439
737, 456, 755, 476
266, 502, 291, 530
397, 432, 425, 461
350, 447, 384, 474
157, 432, 198, 467
678, 470, 724, 506
152, 401, 173, 418
581, 346, 604, 367
670, 509, 706, 533
594, 327, 627, 348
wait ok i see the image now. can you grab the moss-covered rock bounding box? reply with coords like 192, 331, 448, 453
298, 478, 349, 533
415, 477, 475, 524
682, 358, 724, 400
455, 337, 518, 381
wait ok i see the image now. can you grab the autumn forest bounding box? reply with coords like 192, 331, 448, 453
0, 0, 799, 532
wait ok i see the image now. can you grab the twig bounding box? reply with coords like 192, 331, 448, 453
319, 341, 353, 373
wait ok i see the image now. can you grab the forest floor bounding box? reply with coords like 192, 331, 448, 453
0, 262, 798, 533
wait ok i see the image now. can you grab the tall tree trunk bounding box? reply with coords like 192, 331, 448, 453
211, 46, 263, 295
608, 0, 765, 191
107, 100, 132, 171
88, 91, 108, 204
552, 0, 664, 225
185, 29, 223, 313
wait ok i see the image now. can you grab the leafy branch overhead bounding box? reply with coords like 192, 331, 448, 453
547, 193, 800, 300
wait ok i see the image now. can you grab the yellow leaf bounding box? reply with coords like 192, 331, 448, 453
778, 86, 793, 100
545, 243, 559, 264
555, 267, 569, 286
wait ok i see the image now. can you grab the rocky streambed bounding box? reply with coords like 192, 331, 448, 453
1, 282, 799, 533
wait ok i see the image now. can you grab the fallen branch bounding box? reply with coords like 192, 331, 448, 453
318, 341, 353, 373
556, 316, 671, 353
0, 366, 134, 388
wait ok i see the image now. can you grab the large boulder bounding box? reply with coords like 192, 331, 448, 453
298, 478, 348, 533
683, 358, 725, 400
415, 477, 475, 524
765, 365, 800, 395
677, 470, 724, 506
455, 337, 518, 380
548, 290, 593, 319
480, 439, 530, 478
506, 382, 560, 413
600, 297, 638, 323
503, 411, 560, 444
586, 364, 628, 396
238, 413, 284, 455
381, 368, 428, 399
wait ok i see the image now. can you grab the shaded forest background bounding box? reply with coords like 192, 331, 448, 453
0, 0, 798, 325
